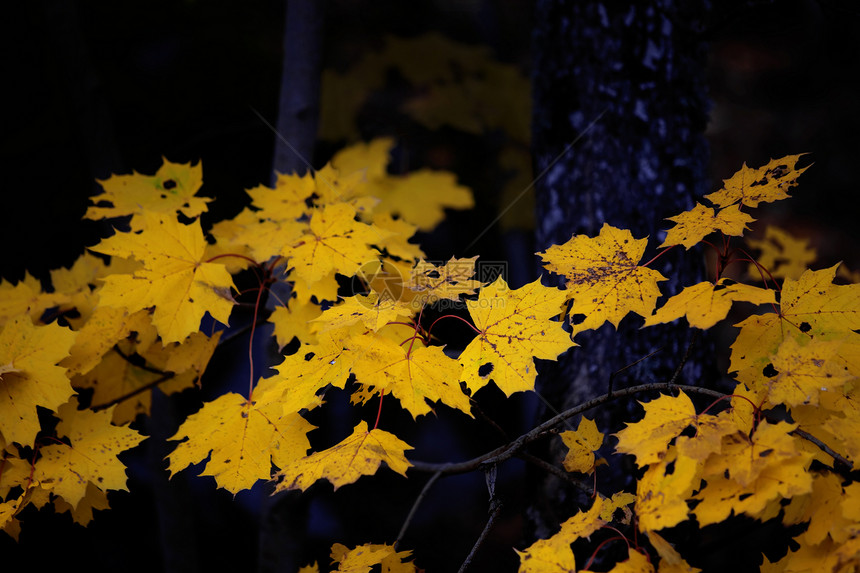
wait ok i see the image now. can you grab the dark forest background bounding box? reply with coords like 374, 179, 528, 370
2, 1, 860, 571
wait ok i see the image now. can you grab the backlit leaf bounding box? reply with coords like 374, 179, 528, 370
539, 223, 666, 336
91, 212, 235, 343
85, 158, 210, 228
33, 397, 145, 508
614, 392, 697, 467
560, 417, 603, 474
458, 277, 574, 396
275, 420, 412, 492
643, 278, 775, 330
0, 317, 76, 445
660, 203, 754, 249
168, 377, 314, 494
704, 154, 809, 209
348, 331, 472, 418
286, 203, 390, 284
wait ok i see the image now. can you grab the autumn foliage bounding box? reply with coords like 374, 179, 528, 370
3, 137, 860, 571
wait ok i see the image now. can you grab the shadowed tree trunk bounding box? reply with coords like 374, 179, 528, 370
270, 0, 324, 180
529, 0, 714, 539
259, 1, 324, 571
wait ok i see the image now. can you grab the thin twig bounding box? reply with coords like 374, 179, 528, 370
394, 470, 443, 549
91, 372, 175, 411
668, 330, 699, 385
790, 427, 853, 471
457, 496, 504, 572
112, 344, 165, 375
608, 346, 664, 397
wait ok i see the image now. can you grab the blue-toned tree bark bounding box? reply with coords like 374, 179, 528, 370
529, 0, 713, 539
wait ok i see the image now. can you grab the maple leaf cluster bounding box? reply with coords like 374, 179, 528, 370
3, 144, 860, 572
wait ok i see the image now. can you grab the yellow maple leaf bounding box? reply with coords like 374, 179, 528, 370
635, 448, 699, 532
516, 497, 606, 572
643, 278, 775, 330
168, 377, 314, 494
822, 415, 860, 464
205, 208, 266, 272
329, 542, 416, 573
347, 331, 472, 418
560, 416, 603, 474
329, 140, 474, 231
246, 170, 315, 222
793, 472, 855, 546
85, 158, 210, 228
78, 329, 219, 425
33, 397, 145, 508
52, 482, 111, 526
599, 492, 637, 524
91, 212, 236, 344
747, 225, 817, 281
539, 223, 667, 336
516, 534, 577, 573
264, 327, 358, 416
614, 391, 697, 468
674, 411, 740, 462
590, 549, 653, 573
704, 154, 809, 209
660, 203, 755, 249
0, 317, 76, 445
60, 307, 151, 377
328, 137, 394, 182
730, 265, 860, 388
458, 277, 574, 396
49, 252, 122, 325
693, 421, 813, 525
314, 293, 415, 333
405, 256, 483, 305
370, 213, 426, 262
365, 170, 475, 232
647, 531, 702, 573
275, 420, 412, 492
269, 298, 323, 348
0, 272, 69, 326
287, 203, 390, 284
762, 337, 854, 407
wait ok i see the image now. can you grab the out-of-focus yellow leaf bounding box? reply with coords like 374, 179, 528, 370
0, 317, 76, 445
747, 225, 816, 281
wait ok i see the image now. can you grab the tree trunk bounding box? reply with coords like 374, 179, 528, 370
270, 0, 324, 180
529, 0, 713, 539
259, 1, 324, 571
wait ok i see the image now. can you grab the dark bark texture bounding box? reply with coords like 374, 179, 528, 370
271, 0, 325, 180
529, 0, 714, 538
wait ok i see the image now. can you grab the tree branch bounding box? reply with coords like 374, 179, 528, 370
409, 383, 725, 475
